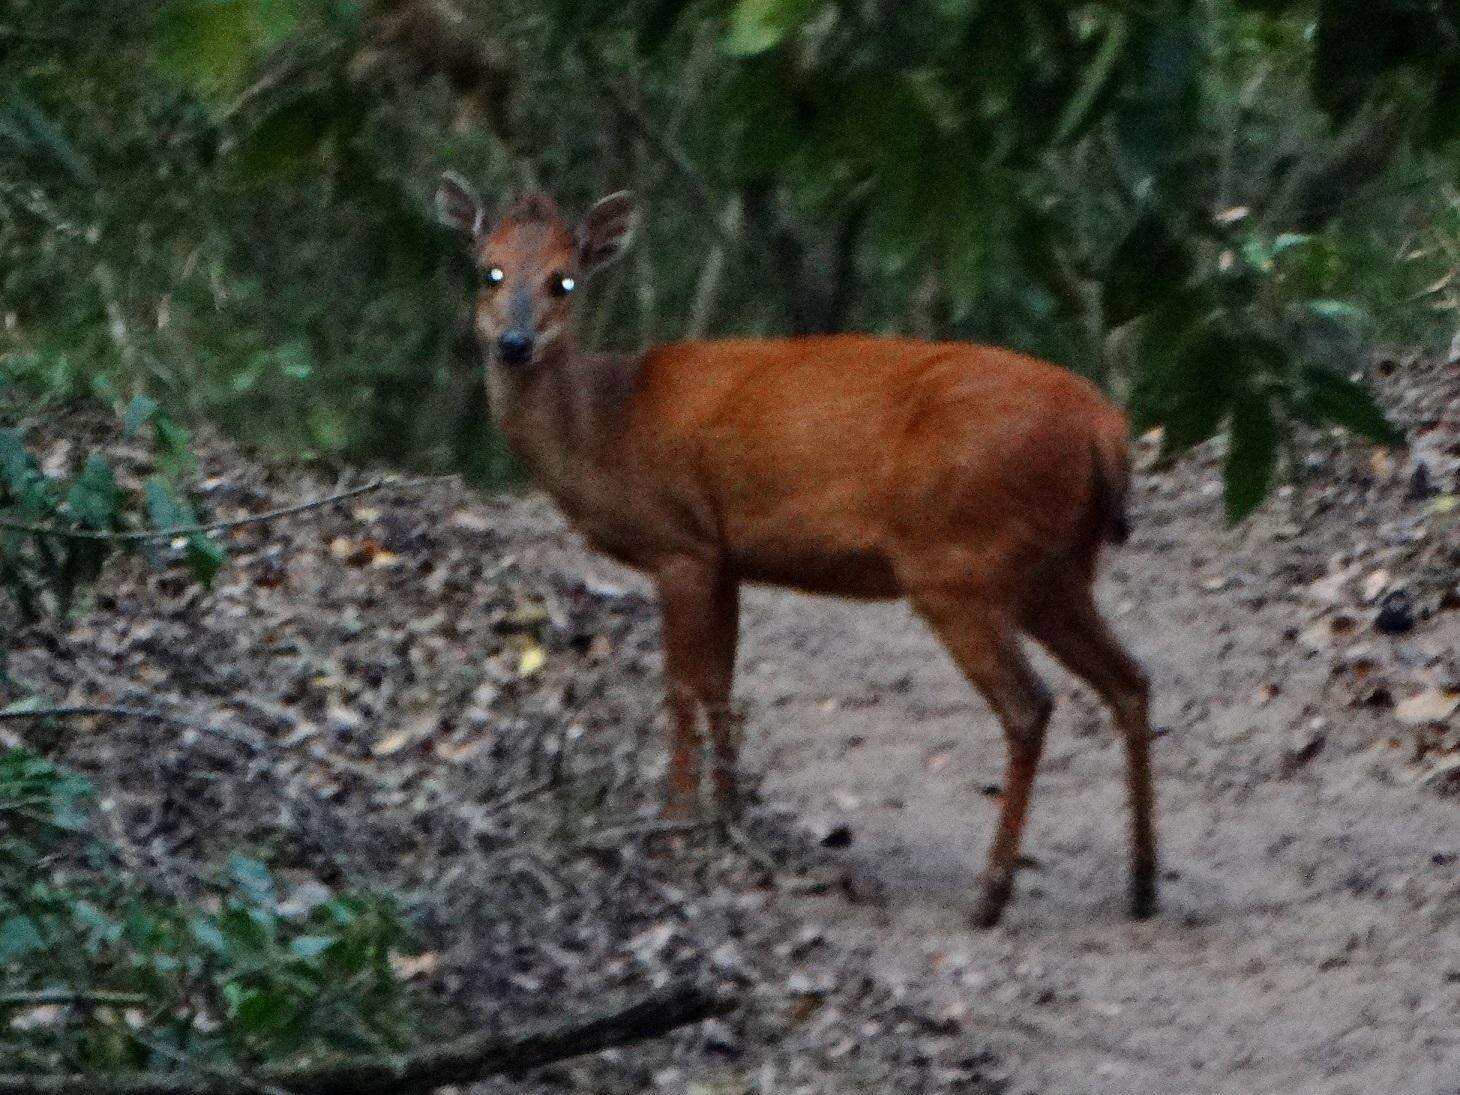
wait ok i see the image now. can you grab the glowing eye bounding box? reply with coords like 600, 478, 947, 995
484, 266, 504, 286
551, 275, 576, 297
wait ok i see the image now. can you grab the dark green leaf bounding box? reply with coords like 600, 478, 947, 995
1157, 390, 1229, 465
144, 477, 195, 532
724, 0, 820, 57
122, 394, 160, 437
635, 0, 698, 53
228, 853, 276, 906
1423, 62, 1460, 148
0, 915, 46, 961
69, 899, 120, 942
145, 475, 223, 582
1051, 14, 1129, 147
1109, 8, 1202, 201
156, 0, 259, 100
1225, 386, 1278, 522
1128, 287, 1223, 421
240, 90, 337, 177
232, 986, 299, 1035
1311, 0, 1429, 123
152, 416, 196, 478
186, 534, 227, 587
10, 92, 96, 184
219, 904, 272, 952
1294, 362, 1404, 445
1136, 314, 1240, 463
189, 915, 229, 956
0, 429, 36, 495
1103, 209, 1194, 327
64, 454, 121, 530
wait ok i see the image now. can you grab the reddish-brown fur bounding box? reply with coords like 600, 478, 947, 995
436, 176, 1157, 926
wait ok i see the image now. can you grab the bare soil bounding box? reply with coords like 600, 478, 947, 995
735, 457, 1460, 1095
8, 355, 1459, 1093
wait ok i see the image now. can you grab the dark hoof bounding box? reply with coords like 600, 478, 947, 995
1129, 874, 1158, 920
972, 875, 1014, 929
713, 788, 742, 823
660, 796, 697, 823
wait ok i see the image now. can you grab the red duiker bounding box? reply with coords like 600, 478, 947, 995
437, 175, 1156, 927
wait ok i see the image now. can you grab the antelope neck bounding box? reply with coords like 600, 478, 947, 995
489, 341, 644, 473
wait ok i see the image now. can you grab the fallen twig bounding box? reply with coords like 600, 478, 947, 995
575, 816, 718, 850
0, 475, 457, 542
0, 980, 734, 1095
576, 42, 734, 252
479, 774, 558, 819
720, 821, 781, 877
0, 706, 268, 755
0, 990, 149, 1010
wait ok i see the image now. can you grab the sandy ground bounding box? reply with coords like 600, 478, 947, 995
710, 462, 1460, 1095
472, 355, 1460, 1094
12, 360, 1456, 1093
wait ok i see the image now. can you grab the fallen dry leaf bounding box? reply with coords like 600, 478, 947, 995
373, 712, 439, 756
372, 728, 415, 756
517, 644, 546, 676
924, 745, 955, 773
327, 536, 389, 566
433, 737, 491, 763
389, 950, 440, 979
1361, 569, 1391, 604
1394, 689, 1460, 726
8, 1005, 64, 1032
448, 509, 493, 533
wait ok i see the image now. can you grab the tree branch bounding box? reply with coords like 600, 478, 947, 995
576, 42, 735, 251
0, 981, 734, 1095
1264, 99, 1413, 232
0, 991, 149, 1010
687, 199, 743, 339
0, 476, 456, 543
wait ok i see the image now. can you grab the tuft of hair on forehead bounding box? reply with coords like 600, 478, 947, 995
504, 191, 563, 225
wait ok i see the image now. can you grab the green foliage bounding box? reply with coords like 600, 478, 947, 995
0, 746, 423, 1073
1224, 382, 1279, 522
6, 0, 1455, 517
1291, 360, 1404, 445
724, 0, 820, 57
0, 396, 225, 620
1103, 210, 1197, 328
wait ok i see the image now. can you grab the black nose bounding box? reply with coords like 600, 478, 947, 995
497, 330, 534, 365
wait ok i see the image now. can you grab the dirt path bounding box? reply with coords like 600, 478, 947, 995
720, 461, 1460, 1095
15, 377, 1455, 1094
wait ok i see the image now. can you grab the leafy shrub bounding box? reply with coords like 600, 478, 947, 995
0, 747, 424, 1074
6, 0, 1455, 511
0, 393, 224, 621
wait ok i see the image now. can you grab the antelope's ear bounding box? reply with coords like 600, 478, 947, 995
578, 191, 637, 272
435, 171, 484, 236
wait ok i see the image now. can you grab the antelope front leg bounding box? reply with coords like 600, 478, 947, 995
654, 556, 739, 820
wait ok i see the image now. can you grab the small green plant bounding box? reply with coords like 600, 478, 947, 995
1124, 216, 1405, 520
0, 393, 225, 621
0, 747, 424, 1074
